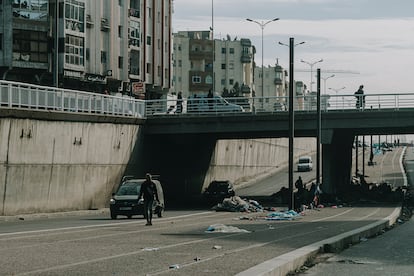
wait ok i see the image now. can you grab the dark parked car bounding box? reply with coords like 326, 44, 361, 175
109, 176, 164, 219
203, 180, 235, 202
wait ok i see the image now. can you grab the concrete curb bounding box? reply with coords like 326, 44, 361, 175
236, 206, 401, 276
0, 209, 109, 222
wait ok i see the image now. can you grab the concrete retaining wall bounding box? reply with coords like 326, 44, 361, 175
0, 118, 139, 216
204, 138, 316, 188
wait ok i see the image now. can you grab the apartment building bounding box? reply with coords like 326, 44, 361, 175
172, 30, 254, 99
0, 0, 171, 98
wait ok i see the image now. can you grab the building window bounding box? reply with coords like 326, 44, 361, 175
146, 63, 151, 73
205, 75, 213, 84
178, 60, 182, 67
229, 48, 235, 54
129, 21, 140, 47
119, 0, 122, 6
0, 34, 3, 51
85, 48, 89, 60
64, 34, 84, 66
178, 45, 181, 51
146, 36, 151, 45
221, 64, 226, 69
129, 50, 140, 75
118, 26, 122, 38
101, 51, 107, 64
64, 0, 85, 33
12, 30, 48, 63
221, 79, 225, 85
192, 76, 201, 83
158, 39, 161, 49
229, 79, 234, 85
158, 66, 161, 76
229, 62, 234, 70
118, 56, 123, 68
221, 48, 226, 54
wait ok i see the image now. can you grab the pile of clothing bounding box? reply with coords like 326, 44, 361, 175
213, 196, 264, 212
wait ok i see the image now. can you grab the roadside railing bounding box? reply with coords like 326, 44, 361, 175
0, 80, 145, 118
1, 80, 414, 118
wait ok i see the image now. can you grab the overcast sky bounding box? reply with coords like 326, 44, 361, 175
172, 0, 414, 95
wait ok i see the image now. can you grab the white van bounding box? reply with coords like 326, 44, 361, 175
297, 156, 313, 172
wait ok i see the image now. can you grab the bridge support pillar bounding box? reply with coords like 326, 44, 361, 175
322, 130, 354, 196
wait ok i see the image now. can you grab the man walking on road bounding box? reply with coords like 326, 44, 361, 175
139, 173, 159, 226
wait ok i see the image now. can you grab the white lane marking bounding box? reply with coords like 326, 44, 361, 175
0, 211, 214, 237
311, 208, 354, 222
400, 146, 408, 186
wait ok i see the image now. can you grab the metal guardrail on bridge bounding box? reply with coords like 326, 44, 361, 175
1, 80, 414, 118
0, 80, 145, 118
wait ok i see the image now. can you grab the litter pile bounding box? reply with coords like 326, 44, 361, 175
211, 196, 264, 212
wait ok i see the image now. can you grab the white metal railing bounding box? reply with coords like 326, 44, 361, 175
1, 80, 414, 118
0, 80, 145, 118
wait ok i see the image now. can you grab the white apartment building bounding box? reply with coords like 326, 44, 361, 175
172, 31, 254, 99
0, 0, 171, 98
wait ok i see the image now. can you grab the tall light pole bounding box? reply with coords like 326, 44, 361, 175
246, 17, 279, 101
328, 86, 346, 108
321, 74, 335, 94
279, 38, 305, 210
301, 59, 323, 93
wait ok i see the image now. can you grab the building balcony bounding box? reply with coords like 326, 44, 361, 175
240, 38, 251, 47
274, 78, 283, 85
101, 18, 110, 31
241, 53, 252, 63
189, 51, 211, 60
129, 8, 140, 18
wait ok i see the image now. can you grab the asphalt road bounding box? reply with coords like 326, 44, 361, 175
298, 146, 414, 276
0, 147, 408, 276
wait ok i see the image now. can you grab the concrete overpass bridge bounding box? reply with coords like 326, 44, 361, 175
143, 108, 414, 195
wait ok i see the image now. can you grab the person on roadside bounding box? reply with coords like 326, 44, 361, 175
176, 91, 183, 113
138, 173, 160, 226
354, 85, 365, 109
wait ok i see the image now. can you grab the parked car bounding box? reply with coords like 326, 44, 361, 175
187, 94, 244, 113
109, 176, 165, 219
297, 156, 313, 172
203, 180, 236, 202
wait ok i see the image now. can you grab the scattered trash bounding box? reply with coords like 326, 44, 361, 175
212, 245, 222, 249
206, 224, 250, 233
169, 264, 180, 269
360, 237, 368, 242
142, 247, 159, 251
331, 205, 338, 208
194, 257, 201, 261
19, 217, 24, 220
239, 216, 250, 220
265, 210, 301, 221
268, 225, 275, 230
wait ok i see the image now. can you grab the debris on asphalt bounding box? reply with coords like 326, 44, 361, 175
265, 210, 301, 221
212, 196, 264, 212
212, 245, 222, 249
205, 223, 250, 233
142, 247, 159, 251
169, 264, 180, 269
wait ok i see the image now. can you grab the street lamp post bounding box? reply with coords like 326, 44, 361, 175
279, 38, 305, 210
328, 86, 346, 108
321, 74, 335, 94
246, 18, 279, 102
300, 59, 323, 93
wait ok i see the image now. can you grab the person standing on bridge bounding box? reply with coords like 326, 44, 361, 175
176, 91, 183, 113
139, 173, 160, 226
354, 85, 365, 109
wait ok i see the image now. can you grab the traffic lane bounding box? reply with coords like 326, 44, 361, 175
0, 206, 398, 276
237, 167, 315, 196
0, 209, 203, 234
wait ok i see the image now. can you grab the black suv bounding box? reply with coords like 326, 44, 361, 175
203, 180, 235, 202
109, 176, 165, 219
